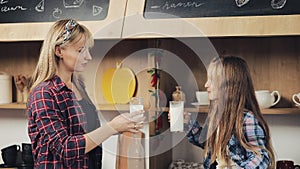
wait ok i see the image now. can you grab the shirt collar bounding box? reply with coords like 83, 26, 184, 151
51, 75, 69, 91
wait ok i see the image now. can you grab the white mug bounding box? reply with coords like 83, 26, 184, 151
292, 93, 300, 106
255, 90, 280, 109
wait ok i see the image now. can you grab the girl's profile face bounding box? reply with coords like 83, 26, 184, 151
205, 65, 218, 101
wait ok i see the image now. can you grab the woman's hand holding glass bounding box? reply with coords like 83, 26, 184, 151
108, 110, 145, 134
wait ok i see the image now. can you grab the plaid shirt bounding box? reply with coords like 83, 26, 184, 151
27, 75, 101, 169
187, 111, 271, 169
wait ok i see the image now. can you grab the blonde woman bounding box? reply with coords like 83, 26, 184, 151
186, 56, 275, 169
27, 19, 144, 169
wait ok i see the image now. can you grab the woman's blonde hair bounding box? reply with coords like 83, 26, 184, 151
30, 19, 94, 90
205, 56, 275, 168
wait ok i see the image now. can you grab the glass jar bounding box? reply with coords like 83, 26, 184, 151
172, 86, 185, 102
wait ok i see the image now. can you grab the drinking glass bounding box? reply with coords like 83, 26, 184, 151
169, 101, 184, 132
130, 97, 144, 117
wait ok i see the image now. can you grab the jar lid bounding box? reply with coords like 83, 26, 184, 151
0, 72, 11, 80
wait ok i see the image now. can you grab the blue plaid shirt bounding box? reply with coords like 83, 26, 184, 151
187, 111, 271, 169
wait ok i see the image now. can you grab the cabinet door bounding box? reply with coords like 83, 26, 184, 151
123, 0, 300, 38
0, 0, 127, 41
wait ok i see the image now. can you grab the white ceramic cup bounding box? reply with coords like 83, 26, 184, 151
196, 91, 209, 105
169, 101, 184, 132
292, 93, 300, 106
255, 90, 280, 109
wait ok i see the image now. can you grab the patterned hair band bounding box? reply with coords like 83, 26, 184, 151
58, 19, 78, 44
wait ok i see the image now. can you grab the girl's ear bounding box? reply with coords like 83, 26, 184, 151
55, 45, 63, 58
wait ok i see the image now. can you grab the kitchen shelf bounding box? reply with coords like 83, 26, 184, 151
1, 103, 300, 115
0, 103, 26, 109
183, 107, 300, 115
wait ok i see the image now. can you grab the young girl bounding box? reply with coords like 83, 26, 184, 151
27, 19, 144, 169
187, 56, 275, 169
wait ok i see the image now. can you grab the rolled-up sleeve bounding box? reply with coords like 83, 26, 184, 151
186, 121, 205, 149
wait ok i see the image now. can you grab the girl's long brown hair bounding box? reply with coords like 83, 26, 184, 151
205, 56, 275, 168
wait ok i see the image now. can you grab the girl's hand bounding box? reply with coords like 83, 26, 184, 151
168, 111, 190, 123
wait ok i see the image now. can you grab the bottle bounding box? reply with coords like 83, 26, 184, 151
172, 86, 185, 102
127, 133, 145, 169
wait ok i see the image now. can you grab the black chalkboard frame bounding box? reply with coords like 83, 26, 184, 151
122, 0, 300, 38
0, 0, 127, 41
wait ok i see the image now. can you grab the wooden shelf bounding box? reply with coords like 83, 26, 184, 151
0, 103, 26, 109
1, 103, 299, 115
186, 107, 300, 115
185, 107, 300, 115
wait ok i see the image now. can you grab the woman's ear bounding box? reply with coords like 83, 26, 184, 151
55, 45, 63, 58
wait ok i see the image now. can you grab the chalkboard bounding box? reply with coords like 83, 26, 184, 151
144, 0, 300, 19
0, 0, 109, 23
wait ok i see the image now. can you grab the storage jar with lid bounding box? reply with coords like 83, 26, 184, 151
0, 72, 12, 104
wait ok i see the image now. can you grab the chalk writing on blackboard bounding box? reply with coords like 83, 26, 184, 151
93, 5, 103, 16
1, 0, 27, 13
0, 0, 109, 23
53, 8, 63, 19
235, 0, 250, 7
150, 1, 205, 10
63, 0, 84, 8
144, 0, 300, 19
271, 0, 287, 9
35, 0, 45, 12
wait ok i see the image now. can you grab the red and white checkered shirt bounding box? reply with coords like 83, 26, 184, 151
27, 75, 101, 169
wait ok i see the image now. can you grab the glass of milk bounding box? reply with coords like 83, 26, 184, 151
130, 97, 144, 118
169, 101, 184, 132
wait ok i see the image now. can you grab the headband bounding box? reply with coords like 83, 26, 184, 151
58, 19, 78, 44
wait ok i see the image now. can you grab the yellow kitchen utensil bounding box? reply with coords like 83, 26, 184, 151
101, 62, 136, 104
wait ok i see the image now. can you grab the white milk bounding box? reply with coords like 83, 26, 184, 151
169, 101, 184, 132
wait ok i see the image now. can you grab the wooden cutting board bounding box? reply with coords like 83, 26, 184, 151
101, 62, 136, 104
